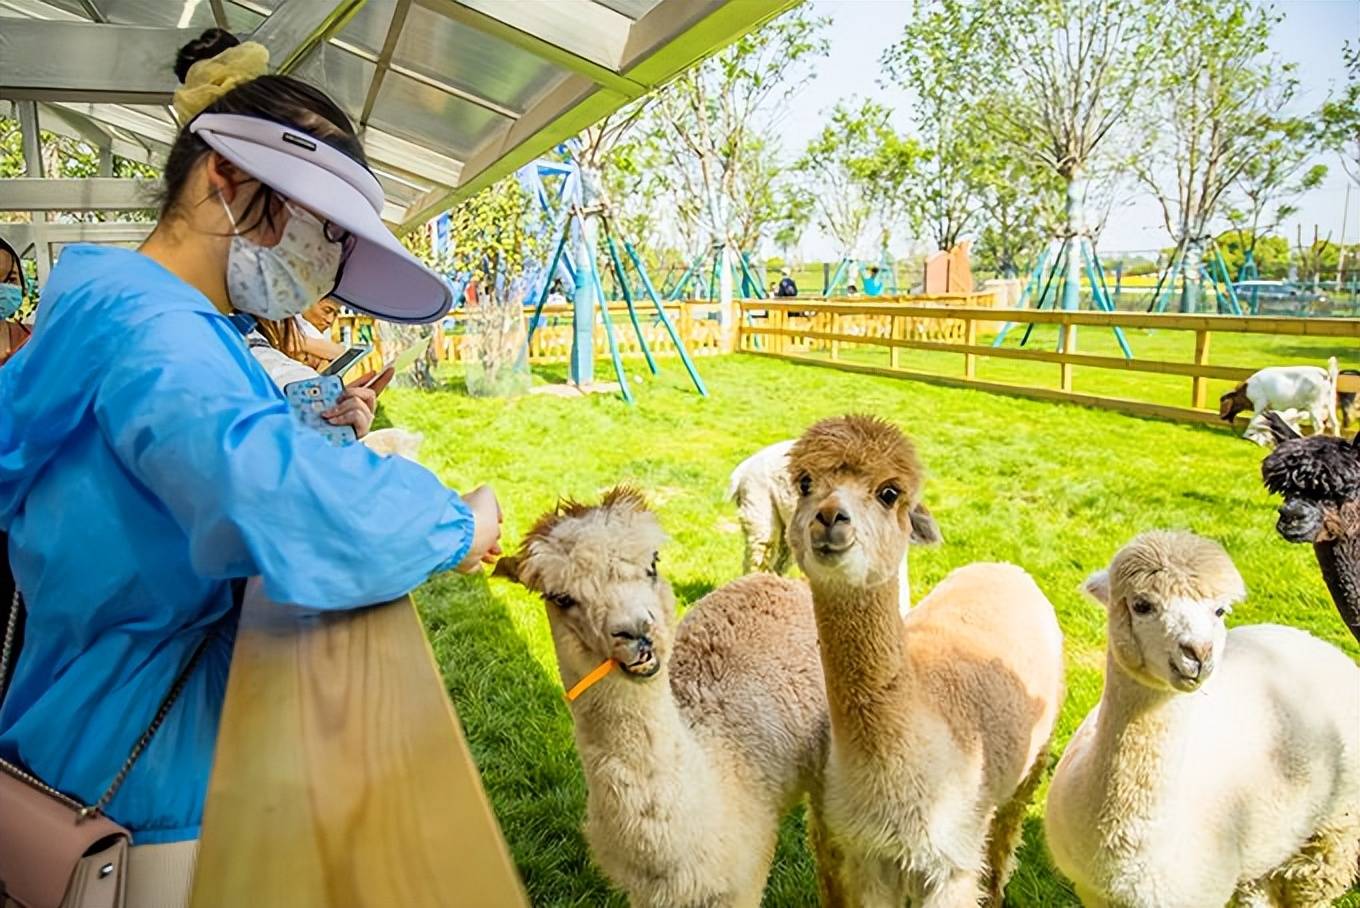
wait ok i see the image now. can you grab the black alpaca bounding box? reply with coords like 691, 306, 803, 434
1261, 412, 1360, 644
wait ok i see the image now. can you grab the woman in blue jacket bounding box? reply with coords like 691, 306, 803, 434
0, 28, 500, 904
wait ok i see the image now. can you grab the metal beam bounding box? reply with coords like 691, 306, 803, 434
209, 0, 229, 28
414, 0, 644, 99
0, 0, 83, 21
358, 0, 410, 130
76, 0, 105, 22
362, 128, 462, 187
0, 179, 159, 212
16, 102, 52, 283
51, 103, 178, 147
0, 222, 155, 251
0, 21, 198, 104
621, 0, 795, 78
250, 0, 370, 75
37, 104, 160, 167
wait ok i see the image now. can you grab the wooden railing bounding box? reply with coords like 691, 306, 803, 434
738, 300, 1360, 425
191, 581, 527, 908
432, 300, 726, 364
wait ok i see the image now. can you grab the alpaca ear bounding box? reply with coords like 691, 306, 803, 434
491, 554, 522, 584
1083, 569, 1112, 606
1263, 410, 1302, 444
908, 502, 942, 545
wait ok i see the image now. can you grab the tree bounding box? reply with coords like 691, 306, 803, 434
1215, 230, 1292, 280
647, 8, 829, 345
973, 0, 1165, 306
1319, 41, 1360, 187
1223, 115, 1327, 278
795, 99, 891, 261
880, 3, 991, 252
1131, 0, 1295, 311
975, 156, 1063, 278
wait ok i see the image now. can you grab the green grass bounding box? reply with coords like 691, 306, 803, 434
380, 350, 1359, 907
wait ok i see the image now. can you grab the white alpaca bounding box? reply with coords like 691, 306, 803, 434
730, 439, 919, 614
495, 488, 844, 908
786, 416, 1065, 906
1046, 531, 1360, 908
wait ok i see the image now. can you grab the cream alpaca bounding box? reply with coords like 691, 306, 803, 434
1046, 531, 1360, 907
786, 415, 1065, 907
496, 488, 843, 908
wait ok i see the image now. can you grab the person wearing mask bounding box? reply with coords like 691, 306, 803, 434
0, 28, 500, 906
0, 236, 32, 368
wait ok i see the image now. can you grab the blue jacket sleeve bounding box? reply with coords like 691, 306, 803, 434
93, 310, 475, 608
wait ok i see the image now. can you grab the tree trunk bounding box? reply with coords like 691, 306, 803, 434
1062, 173, 1085, 312
1180, 240, 1204, 314
718, 241, 736, 353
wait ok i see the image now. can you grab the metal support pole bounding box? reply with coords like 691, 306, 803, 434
625, 241, 708, 397
1081, 240, 1132, 358
17, 101, 51, 285
1019, 241, 1069, 348
994, 242, 1052, 347
603, 227, 657, 375
526, 223, 570, 347
585, 229, 632, 403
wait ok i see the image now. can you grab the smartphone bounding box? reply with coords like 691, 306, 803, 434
283, 376, 358, 447
321, 345, 371, 378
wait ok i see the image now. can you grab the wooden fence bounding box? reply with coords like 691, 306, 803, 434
190, 582, 528, 907
738, 300, 1360, 426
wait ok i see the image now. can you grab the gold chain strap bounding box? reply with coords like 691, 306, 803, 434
1, 587, 208, 821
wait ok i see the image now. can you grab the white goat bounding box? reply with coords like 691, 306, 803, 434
728, 440, 919, 614
1219, 358, 1340, 438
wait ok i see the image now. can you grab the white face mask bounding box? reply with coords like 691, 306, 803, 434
220, 195, 343, 320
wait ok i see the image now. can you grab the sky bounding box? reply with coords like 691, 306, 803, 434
773, 0, 1359, 259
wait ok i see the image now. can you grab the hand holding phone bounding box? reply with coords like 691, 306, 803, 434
283, 376, 358, 447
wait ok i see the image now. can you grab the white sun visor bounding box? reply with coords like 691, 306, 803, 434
190, 113, 453, 324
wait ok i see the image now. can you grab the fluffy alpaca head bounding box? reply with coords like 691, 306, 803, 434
1260, 413, 1360, 543
785, 415, 940, 593
495, 487, 677, 687
1084, 532, 1245, 693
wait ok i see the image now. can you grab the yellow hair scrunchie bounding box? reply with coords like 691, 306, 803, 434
173, 41, 271, 124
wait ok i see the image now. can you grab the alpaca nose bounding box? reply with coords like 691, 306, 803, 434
815, 504, 851, 528
1180, 642, 1211, 676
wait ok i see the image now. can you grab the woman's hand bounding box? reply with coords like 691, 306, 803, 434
457, 484, 503, 573
322, 383, 377, 438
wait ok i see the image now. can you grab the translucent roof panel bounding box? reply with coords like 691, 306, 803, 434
0, 0, 797, 231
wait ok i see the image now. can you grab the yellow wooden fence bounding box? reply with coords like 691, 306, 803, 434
738, 300, 1360, 426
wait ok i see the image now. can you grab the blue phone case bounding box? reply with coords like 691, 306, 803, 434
284, 375, 357, 447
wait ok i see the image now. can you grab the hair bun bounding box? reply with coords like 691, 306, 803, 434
175, 28, 240, 84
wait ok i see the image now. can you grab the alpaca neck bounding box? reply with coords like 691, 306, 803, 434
809, 570, 909, 756
1315, 528, 1360, 644
1082, 651, 1184, 840
567, 667, 718, 825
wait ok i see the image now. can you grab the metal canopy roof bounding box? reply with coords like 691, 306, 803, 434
0, 0, 794, 233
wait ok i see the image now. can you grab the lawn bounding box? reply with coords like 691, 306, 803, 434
379, 349, 1359, 907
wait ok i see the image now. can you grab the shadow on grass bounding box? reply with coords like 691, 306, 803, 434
671, 576, 717, 607
418, 571, 625, 906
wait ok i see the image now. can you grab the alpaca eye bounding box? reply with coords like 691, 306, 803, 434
1130, 598, 1155, 616
877, 485, 901, 508
546, 592, 577, 610
647, 553, 659, 580
798, 474, 812, 496
1214, 606, 1227, 618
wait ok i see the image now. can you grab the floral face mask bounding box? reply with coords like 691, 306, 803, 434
220, 195, 344, 320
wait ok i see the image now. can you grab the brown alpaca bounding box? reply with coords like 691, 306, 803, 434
785, 416, 1065, 907
496, 488, 846, 908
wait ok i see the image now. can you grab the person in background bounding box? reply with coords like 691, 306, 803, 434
0, 28, 499, 906
295, 296, 347, 365
0, 237, 32, 368
775, 268, 799, 298
847, 283, 859, 296
862, 264, 884, 297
